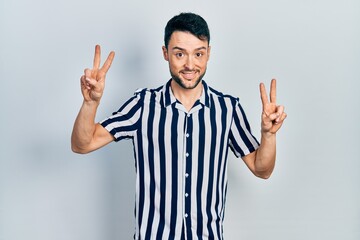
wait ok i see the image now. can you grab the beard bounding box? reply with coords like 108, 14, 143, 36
170, 68, 207, 90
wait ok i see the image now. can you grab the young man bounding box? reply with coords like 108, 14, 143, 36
72, 12, 286, 240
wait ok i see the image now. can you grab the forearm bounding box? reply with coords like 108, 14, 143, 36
254, 132, 276, 178
245, 78, 286, 179
71, 101, 99, 153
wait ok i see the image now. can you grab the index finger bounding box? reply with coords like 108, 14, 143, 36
93, 45, 101, 70
260, 82, 269, 107
270, 78, 277, 104
100, 51, 115, 73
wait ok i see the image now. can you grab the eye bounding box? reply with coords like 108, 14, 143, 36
196, 52, 203, 57
176, 52, 184, 58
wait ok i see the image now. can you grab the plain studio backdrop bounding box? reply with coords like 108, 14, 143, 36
0, 0, 359, 239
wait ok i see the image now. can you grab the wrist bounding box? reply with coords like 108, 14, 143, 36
83, 99, 100, 109
261, 129, 276, 140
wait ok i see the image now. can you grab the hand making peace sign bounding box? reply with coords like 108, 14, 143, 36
80, 45, 115, 103
260, 79, 287, 134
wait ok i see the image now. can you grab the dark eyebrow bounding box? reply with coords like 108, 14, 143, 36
172, 46, 185, 51
195, 47, 207, 51
172, 46, 208, 51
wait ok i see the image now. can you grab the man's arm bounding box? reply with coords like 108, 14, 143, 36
71, 45, 115, 154
242, 79, 287, 179
71, 102, 114, 154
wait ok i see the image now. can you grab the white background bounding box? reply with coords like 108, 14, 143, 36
1, 0, 359, 239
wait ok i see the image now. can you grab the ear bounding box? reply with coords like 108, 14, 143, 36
162, 46, 169, 61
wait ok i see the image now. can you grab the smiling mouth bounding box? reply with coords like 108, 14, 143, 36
181, 70, 198, 80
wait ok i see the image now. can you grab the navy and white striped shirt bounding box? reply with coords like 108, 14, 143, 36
100, 80, 259, 240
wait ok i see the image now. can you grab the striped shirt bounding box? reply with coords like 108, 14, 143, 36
100, 80, 259, 240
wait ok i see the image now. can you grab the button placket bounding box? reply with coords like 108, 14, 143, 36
184, 113, 192, 222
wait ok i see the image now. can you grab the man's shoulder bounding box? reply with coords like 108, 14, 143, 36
207, 84, 239, 103
133, 84, 163, 95
131, 84, 165, 104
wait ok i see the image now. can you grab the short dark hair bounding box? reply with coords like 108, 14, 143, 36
164, 12, 210, 49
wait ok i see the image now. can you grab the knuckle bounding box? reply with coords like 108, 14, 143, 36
84, 68, 91, 75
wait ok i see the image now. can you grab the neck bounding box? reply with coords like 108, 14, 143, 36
170, 80, 203, 111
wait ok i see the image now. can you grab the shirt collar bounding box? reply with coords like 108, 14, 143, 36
162, 79, 211, 108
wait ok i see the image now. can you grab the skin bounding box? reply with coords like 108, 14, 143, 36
71, 32, 287, 179
71, 45, 115, 153
242, 79, 287, 179
162, 31, 210, 111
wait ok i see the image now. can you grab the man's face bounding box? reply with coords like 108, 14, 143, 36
162, 31, 211, 90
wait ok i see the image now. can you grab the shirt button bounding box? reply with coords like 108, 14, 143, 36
186, 153, 189, 157
185, 173, 189, 178
185, 213, 188, 218
185, 193, 189, 197
187, 114, 191, 117
186, 133, 189, 138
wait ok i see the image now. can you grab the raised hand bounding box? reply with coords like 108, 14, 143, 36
80, 45, 115, 103
260, 79, 287, 134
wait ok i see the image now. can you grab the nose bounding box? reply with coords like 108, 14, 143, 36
184, 56, 195, 70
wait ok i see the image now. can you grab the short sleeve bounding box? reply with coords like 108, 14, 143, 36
100, 91, 143, 142
228, 98, 260, 157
